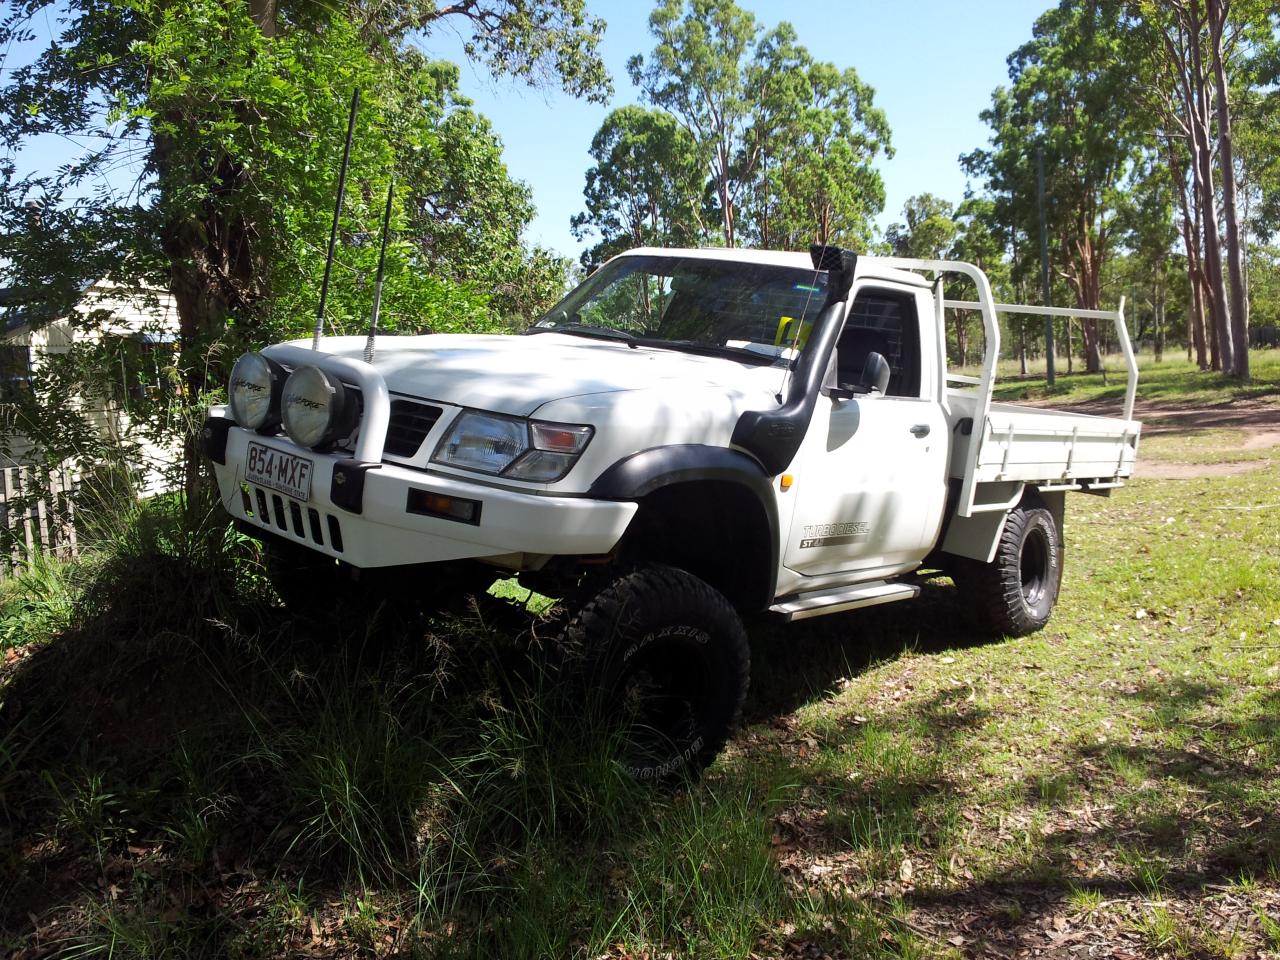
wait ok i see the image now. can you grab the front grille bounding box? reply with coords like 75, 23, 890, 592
384, 399, 443, 458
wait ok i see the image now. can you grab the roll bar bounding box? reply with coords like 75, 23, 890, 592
868, 256, 1138, 518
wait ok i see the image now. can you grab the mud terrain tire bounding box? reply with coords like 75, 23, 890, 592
957, 499, 1062, 636
558, 564, 750, 782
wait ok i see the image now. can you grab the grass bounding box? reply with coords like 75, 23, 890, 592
1136, 427, 1280, 465
2, 429, 1280, 956
958, 346, 1280, 408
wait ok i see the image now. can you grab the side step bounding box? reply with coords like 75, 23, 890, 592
769, 580, 920, 622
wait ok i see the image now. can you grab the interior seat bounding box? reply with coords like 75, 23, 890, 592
836, 326, 893, 392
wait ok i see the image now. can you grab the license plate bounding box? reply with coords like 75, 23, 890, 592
246, 441, 314, 502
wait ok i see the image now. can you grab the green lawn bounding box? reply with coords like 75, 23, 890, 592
957, 347, 1280, 409
1, 442, 1277, 957
1138, 427, 1280, 466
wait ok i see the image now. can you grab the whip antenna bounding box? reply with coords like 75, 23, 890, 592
313, 87, 360, 350
364, 178, 395, 364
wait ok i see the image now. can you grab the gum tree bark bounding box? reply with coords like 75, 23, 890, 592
1207, 0, 1250, 379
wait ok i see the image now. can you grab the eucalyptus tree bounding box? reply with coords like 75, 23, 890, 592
762, 59, 890, 251
1126, 0, 1277, 378
571, 105, 706, 269
965, 0, 1144, 374
885, 194, 958, 260
1128, 1, 1232, 372
738, 23, 812, 250
628, 4, 890, 253
628, 0, 759, 247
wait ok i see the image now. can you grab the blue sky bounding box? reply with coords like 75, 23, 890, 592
6, 1, 1049, 261
416, 0, 1048, 260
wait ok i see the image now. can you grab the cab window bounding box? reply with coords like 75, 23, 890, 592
834, 291, 921, 398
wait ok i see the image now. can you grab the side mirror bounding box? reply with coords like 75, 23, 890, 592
860, 351, 891, 395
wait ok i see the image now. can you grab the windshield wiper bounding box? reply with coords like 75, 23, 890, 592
525, 324, 637, 344
634, 338, 779, 366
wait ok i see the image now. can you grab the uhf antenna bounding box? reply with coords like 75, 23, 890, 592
363, 179, 395, 364
312, 87, 361, 350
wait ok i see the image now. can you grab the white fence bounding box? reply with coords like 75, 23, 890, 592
0, 465, 79, 579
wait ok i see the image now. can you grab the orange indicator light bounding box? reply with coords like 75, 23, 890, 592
780, 474, 794, 491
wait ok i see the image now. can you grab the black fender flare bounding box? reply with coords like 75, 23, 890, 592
588, 444, 780, 608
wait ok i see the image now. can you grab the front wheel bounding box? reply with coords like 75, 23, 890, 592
556, 564, 750, 782
954, 498, 1063, 636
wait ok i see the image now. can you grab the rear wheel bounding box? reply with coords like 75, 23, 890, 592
556, 564, 750, 782
955, 499, 1062, 636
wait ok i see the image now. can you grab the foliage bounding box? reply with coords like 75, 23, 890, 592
885, 194, 957, 261
627, 0, 759, 248
0, 0, 593, 499
570, 105, 706, 269
622, 0, 890, 252
0, 550, 76, 649
741, 32, 891, 251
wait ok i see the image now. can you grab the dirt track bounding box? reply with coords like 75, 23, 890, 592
1053, 395, 1280, 479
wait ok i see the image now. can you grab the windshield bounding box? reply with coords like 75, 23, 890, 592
532, 254, 829, 364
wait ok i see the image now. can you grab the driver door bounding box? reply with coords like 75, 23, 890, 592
781, 285, 948, 582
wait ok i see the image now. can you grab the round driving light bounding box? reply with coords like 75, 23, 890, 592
282, 365, 354, 449
228, 352, 279, 430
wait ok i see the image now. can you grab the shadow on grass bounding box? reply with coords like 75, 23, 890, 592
887, 679, 1279, 926
0, 562, 1001, 952
0, 577, 606, 949
743, 578, 1003, 724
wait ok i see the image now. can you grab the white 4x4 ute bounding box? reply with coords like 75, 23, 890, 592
204, 245, 1141, 780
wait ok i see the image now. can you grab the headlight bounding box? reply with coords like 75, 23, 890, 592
432, 413, 593, 481
432, 411, 528, 474
282, 365, 358, 449
228, 352, 281, 431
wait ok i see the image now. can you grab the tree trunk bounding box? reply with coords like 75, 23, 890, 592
249, 0, 278, 36
1071, 230, 1103, 373
1188, 16, 1234, 373
716, 141, 735, 248
1019, 317, 1027, 376
1155, 262, 1165, 362
156, 127, 266, 502
1170, 145, 1209, 368
1208, 0, 1249, 379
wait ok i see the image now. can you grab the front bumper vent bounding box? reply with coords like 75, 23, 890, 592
241, 483, 344, 553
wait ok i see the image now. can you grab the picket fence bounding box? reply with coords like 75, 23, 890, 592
0, 465, 80, 579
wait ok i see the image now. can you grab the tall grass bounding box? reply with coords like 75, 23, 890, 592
4, 491, 807, 957
0, 548, 78, 649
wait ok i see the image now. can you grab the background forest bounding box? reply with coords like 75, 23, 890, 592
0, 0, 1277, 494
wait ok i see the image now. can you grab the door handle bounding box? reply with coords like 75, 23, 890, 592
909, 424, 931, 437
